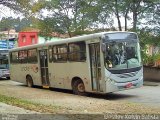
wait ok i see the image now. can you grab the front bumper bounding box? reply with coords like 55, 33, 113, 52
1, 74, 10, 78
106, 76, 143, 93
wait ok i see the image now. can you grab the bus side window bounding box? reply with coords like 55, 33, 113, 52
28, 49, 38, 63
68, 41, 86, 62
53, 44, 67, 62
11, 51, 19, 63
48, 46, 52, 62
19, 50, 27, 64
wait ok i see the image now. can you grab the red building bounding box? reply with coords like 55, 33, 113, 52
18, 32, 38, 47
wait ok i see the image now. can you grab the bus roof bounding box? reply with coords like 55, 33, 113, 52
9, 31, 136, 52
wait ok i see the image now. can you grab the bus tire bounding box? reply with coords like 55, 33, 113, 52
26, 76, 33, 88
72, 79, 86, 96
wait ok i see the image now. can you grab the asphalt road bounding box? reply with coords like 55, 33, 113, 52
0, 80, 160, 109
78, 81, 160, 108
108, 84, 160, 108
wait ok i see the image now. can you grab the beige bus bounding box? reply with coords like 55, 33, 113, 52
9, 31, 143, 95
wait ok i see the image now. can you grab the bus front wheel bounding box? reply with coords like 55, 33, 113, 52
73, 79, 86, 96
26, 76, 33, 87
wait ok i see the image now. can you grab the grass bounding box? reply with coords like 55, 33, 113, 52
0, 94, 60, 113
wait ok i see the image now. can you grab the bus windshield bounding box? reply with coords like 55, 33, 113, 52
103, 35, 141, 70
0, 50, 9, 69
0, 58, 9, 69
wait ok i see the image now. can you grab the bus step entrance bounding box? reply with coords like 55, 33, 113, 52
42, 85, 49, 88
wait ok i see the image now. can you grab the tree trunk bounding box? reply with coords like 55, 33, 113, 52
115, 0, 122, 31
117, 16, 122, 31
131, 0, 141, 31
133, 11, 137, 31
125, 16, 127, 31
124, 4, 130, 31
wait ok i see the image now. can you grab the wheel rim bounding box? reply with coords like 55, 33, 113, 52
77, 83, 85, 92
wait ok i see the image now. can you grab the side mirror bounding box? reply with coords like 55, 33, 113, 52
101, 43, 106, 52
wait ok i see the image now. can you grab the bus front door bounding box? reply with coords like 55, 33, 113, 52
89, 43, 101, 92
39, 49, 50, 88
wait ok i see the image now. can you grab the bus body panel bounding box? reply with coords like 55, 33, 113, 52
10, 63, 41, 86
48, 62, 92, 91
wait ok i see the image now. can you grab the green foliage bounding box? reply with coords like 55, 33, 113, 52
0, 0, 33, 17
0, 94, 60, 113
1, 0, 160, 34
143, 54, 154, 66
137, 28, 160, 66
0, 33, 5, 40
143, 53, 160, 66
0, 17, 33, 32
37, 18, 57, 40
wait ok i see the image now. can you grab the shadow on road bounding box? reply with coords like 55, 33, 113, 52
87, 92, 137, 100
8, 81, 138, 101
46, 86, 138, 100
0, 78, 10, 81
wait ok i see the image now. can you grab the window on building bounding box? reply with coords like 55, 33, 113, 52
68, 41, 86, 61
22, 36, 26, 43
53, 44, 67, 62
19, 50, 28, 63
10, 51, 19, 63
31, 37, 36, 44
28, 49, 37, 63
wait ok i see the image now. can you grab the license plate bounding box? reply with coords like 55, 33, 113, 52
125, 83, 133, 88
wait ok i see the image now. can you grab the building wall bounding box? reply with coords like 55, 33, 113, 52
0, 40, 15, 49
18, 32, 38, 47
0, 29, 18, 40
38, 36, 61, 44
144, 66, 160, 82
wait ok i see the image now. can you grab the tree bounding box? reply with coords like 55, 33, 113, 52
140, 1, 160, 34
98, 0, 131, 31
35, 0, 104, 37
0, 17, 34, 32
7, 0, 159, 37
99, 0, 158, 31
0, 0, 48, 18
0, 0, 33, 16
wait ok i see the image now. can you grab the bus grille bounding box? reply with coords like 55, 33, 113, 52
116, 71, 138, 78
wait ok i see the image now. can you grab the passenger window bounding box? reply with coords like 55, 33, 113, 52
53, 44, 67, 62
19, 50, 28, 63
10, 51, 19, 63
68, 41, 86, 61
28, 49, 38, 63
48, 46, 52, 62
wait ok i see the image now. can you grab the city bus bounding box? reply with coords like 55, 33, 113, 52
9, 31, 143, 95
0, 49, 10, 79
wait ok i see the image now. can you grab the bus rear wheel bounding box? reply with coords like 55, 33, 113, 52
26, 76, 33, 87
73, 79, 86, 96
